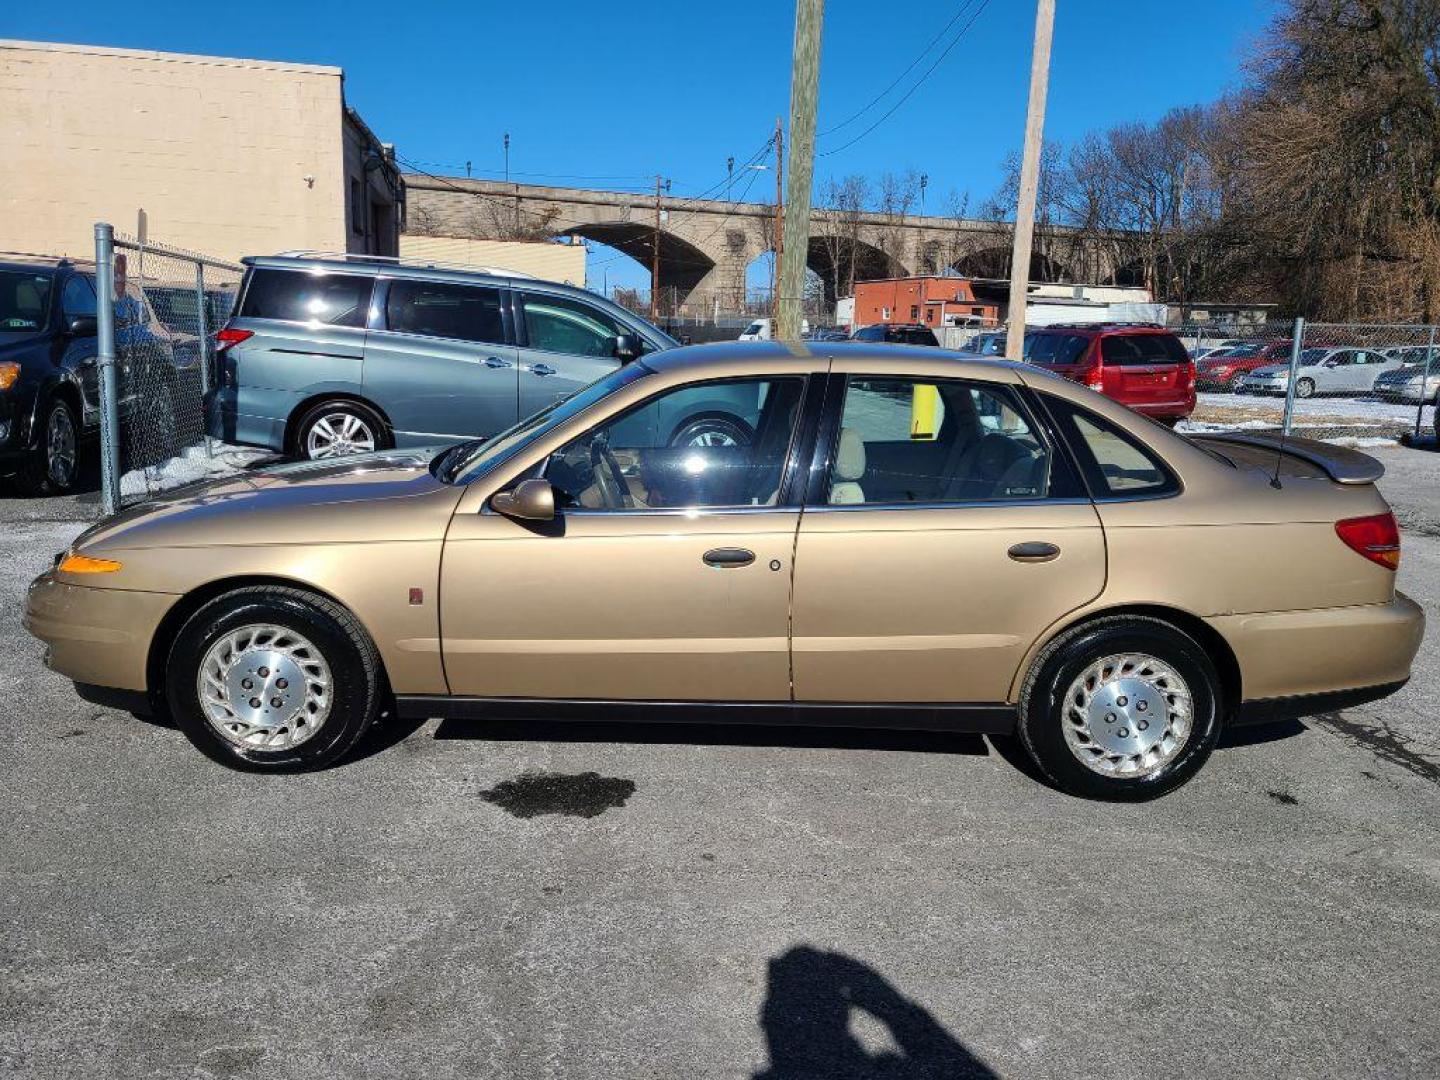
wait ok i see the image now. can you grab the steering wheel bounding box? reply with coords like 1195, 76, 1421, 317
589, 435, 633, 509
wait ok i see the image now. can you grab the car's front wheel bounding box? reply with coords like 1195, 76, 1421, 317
166, 586, 384, 771
14, 395, 81, 496
1294, 377, 1316, 399
1018, 616, 1222, 800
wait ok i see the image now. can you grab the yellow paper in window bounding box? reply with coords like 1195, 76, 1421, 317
910, 383, 941, 440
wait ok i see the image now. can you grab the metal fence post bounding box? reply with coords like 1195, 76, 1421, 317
93, 222, 122, 516
1416, 324, 1437, 442
193, 262, 213, 458
1281, 315, 1305, 437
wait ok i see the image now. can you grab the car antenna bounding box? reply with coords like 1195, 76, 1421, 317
1270, 320, 1305, 489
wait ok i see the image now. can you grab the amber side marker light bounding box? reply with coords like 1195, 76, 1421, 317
1335, 512, 1401, 570
57, 553, 123, 575
0, 362, 21, 391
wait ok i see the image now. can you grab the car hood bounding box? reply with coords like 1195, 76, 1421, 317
74, 447, 466, 554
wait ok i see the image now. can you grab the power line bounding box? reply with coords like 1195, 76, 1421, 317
818, 0, 992, 158
817, 0, 982, 138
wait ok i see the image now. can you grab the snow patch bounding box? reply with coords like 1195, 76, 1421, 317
120, 442, 271, 497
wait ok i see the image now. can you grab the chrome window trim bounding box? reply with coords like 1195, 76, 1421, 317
800, 496, 1095, 514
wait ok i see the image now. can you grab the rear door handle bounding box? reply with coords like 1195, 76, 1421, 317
529, 363, 557, 377
483, 355, 512, 369
1008, 541, 1060, 563
703, 547, 755, 568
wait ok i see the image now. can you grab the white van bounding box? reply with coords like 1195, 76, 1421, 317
738, 317, 809, 341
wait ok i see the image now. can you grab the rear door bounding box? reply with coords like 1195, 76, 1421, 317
362, 277, 519, 442
1024, 332, 1091, 382
514, 290, 625, 417
1099, 333, 1188, 408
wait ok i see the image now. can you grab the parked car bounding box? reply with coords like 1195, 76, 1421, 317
738, 317, 810, 341
26, 343, 1423, 800
805, 327, 849, 342
209, 254, 679, 460
1190, 339, 1246, 361
963, 330, 1008, 356
1193, 340, 1294, 391
850, 323, 939, 346
1242, 347, 1402, 398
1022, 323, 1196, 424
0, 254, 180, 494
1373, 348, 1440, 403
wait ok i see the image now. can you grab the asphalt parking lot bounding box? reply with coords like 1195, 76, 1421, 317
2, 451, 1438, 1079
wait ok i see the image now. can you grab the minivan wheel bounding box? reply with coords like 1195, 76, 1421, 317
669, 413, 753, 448
15, 396, 80, 496
294, 400, 391, 460
166, 586, 384, 772
1018, 616, 1221, 801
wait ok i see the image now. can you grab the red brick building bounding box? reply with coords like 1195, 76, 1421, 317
852, 275, 998, 329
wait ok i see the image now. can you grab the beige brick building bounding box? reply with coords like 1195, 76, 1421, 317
0, 39, 401, 262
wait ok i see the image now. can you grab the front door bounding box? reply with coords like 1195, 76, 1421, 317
362, 278, 520, 442
791, 372, 1107, 705
440, 372, 814, 701
513, 289, 624, 418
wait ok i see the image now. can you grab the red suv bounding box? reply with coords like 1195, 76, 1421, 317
1194, 340, 1293, 391
1023, 324, 1196, 424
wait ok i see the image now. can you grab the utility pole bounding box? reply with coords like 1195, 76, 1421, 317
777, 0, 824, 339
651, 173, 664, 321
1004, 0, 1056, 361
771, 118, 785, 321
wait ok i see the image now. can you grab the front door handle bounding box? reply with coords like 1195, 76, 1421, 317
1008, 541, 1060, 563
703, 547, 755, 568
483, 355, 512, 369
529, 363, 557, 377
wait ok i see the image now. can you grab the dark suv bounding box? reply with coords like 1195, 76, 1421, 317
1023, 323, 1196, 424
850, 323, 940, 347
0, 254, 184, 494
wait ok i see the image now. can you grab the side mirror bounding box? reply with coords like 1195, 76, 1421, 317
67, 315, 98, 337
612, 333, 642, 362
491, 478, 556, 522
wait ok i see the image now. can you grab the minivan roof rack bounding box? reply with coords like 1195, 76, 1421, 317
269, 251, 534, 279
1037, 321, 1168, 331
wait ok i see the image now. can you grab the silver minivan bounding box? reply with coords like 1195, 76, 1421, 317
208, 254, 680, 458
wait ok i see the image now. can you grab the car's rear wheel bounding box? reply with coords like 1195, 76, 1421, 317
1294, 377, 1316, 399
15, 396, 81, 496
1018, 616, 1222, 800
668, 413, 753, 448
166, 586, 384, 772
294, 400, 391, 460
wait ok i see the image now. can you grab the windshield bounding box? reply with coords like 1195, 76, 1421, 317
0, 269, 53, 332
441, 360, 656, 484
743, 322, 763, 336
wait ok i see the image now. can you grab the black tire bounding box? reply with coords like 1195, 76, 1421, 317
14, 395, 81, 496
292, 399, 392, 460
165, 586, 385, 772
1018, 616, 1222, 801
1294, 377, 1315, 399
668, 413, 753, 448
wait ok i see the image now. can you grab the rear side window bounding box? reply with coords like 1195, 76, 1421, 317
1044, 395, 1179, 498
1099, 333, 1189, 366
386, 280, 504, 344
239, 268, 373, 328
1025, 333, 1090, 366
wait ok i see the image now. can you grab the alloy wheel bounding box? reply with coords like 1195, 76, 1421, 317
306, 411, 376, 458
46, 405, 77, 488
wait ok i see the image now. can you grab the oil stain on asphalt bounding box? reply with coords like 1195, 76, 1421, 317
479, 771, 637, 819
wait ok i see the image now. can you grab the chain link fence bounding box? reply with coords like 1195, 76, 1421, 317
94, 224, 243, 512
1178, 319, 1438, 446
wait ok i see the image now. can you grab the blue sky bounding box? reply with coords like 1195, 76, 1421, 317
6, 0, 1278, 288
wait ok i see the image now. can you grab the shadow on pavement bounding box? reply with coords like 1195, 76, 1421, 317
432, 717, 990, 757
754, 946, 997, 1080
1216, 718, 1307, 750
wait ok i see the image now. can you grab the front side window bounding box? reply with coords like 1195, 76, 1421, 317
239, 268, 373, 328
1044, 396, 1178, 497
0, 271, 54, 331
386, 280, 504, 344
539, 377, 805, 511
823, 377, 1052, 505
521, 292, 622, 357
61, 275, 97, 319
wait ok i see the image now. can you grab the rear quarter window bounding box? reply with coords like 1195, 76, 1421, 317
238, 268, 374, 328
1100, 333, 1189, 366
1043, 395, 1180, 498
1025, 333, 1091, 365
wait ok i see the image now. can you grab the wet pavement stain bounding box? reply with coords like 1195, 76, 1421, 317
1314, 712, 1440, 786
479, 770, 636, 819
1266, 789, 1299, 805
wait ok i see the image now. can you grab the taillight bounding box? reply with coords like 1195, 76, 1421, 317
214, 327, 253, 354
1082, 366, 1104, 391
1336, 512, 1400, 570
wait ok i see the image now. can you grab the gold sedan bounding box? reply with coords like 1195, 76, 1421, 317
24, 343, 1424, 799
